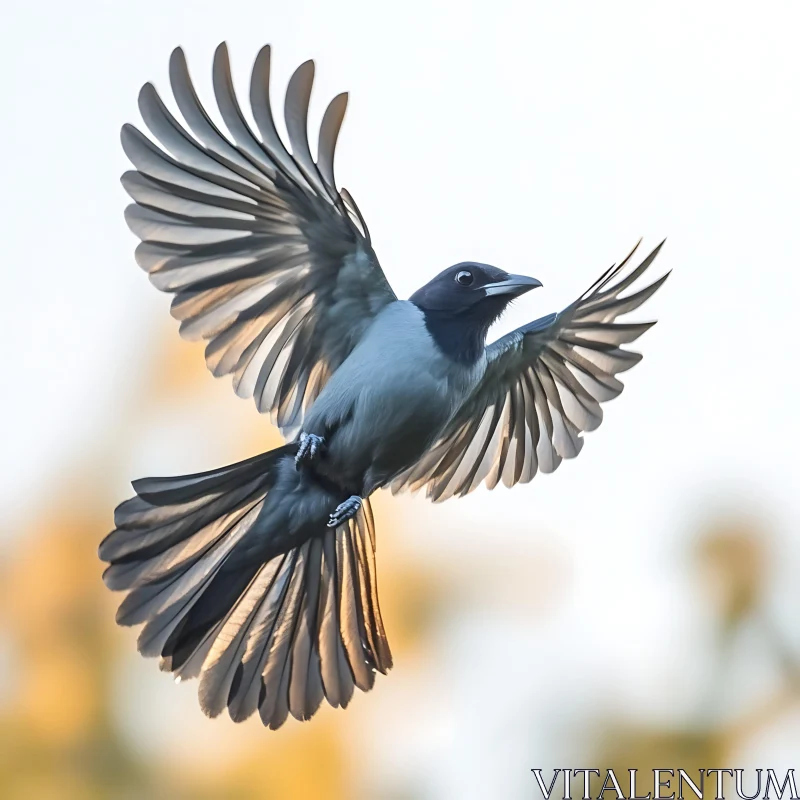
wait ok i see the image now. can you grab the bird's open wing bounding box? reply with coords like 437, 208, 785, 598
391, 241, 669, 502
122, 44, 396, 435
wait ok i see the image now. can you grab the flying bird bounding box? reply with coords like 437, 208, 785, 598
100, 42, 669, 730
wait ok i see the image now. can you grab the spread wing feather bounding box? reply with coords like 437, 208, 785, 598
392, 241, 669, 501
121, 43, 396, 436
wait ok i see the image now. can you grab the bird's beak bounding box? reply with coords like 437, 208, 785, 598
483, 274, 543, 297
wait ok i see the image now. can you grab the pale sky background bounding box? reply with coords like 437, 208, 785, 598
3, 1, 800, 797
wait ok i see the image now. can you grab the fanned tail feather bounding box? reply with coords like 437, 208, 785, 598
99, 446, 392, 729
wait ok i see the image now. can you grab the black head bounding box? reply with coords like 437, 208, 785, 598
409, 262, 542, 364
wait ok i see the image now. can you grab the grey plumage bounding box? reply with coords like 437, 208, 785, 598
102, 42, 669, 729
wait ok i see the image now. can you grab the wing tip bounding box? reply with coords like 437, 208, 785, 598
650, 237, 667, 257
119, 124, 136, 154
289, 58, 316, 87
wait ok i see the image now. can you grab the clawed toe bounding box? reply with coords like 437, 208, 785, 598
295, 433, 324, 470
328, 495, 362, 528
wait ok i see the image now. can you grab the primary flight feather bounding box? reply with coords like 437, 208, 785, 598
101, 42, 669, 729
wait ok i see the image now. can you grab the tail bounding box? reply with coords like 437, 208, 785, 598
99, 446, 392, 729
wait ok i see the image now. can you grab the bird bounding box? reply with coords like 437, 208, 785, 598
100, 41, 669, 730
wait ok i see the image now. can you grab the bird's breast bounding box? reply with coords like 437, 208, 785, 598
307, 301, 483, 494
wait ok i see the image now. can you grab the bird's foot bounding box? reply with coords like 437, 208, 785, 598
295, 433, 324, 470
328, 495, 362, 528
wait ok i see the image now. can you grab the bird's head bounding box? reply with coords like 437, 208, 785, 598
410, 262, 542, 322
409, 262, 543, 363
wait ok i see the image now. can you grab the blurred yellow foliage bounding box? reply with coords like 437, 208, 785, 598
694, 518, 767, 633
0, 335, 436, 799
1, 330, 797, 799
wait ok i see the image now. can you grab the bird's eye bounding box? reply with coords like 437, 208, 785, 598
455, 270, 474, 286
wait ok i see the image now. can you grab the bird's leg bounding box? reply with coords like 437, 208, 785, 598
328, 495, 362, 528
295, 432, 325, 470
